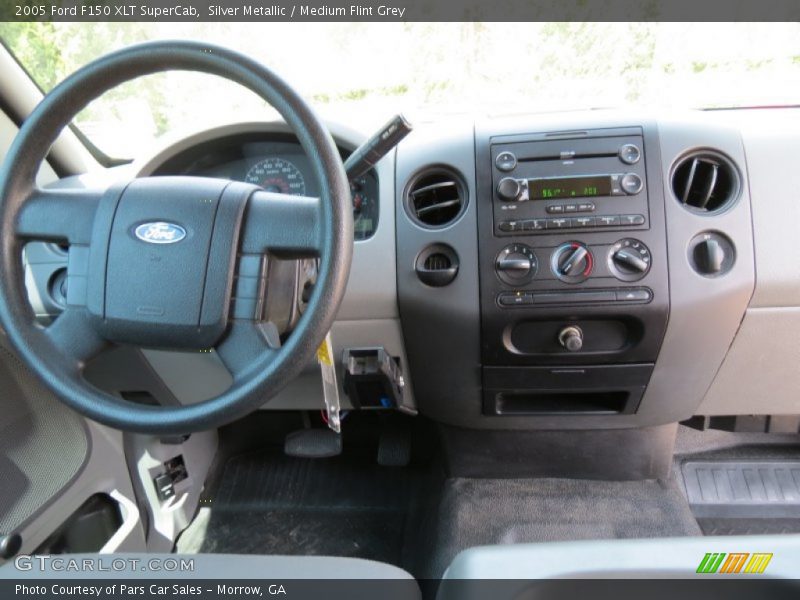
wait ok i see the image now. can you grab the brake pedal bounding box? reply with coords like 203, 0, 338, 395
284, 429, 342, 458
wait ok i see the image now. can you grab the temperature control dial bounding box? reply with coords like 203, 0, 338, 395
496, 244, 537, 285
608, 238, 651, 281
551, 242, 593, 284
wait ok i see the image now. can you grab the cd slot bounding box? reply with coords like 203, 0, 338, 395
518, 152, 617, 163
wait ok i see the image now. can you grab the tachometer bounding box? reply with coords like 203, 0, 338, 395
245, 157, 306, 195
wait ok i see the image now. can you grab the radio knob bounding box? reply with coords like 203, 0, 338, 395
619, 144, 641, 165
621, 173, 643, 195
497, 177, 522, 202
495, 151, 517, 172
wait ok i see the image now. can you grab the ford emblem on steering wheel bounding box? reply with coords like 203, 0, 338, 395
134, 221, 187, 244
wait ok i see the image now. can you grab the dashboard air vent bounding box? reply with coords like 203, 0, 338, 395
415, 244, 459, 287
406, 168, 467, 228
671, 151, 739, 213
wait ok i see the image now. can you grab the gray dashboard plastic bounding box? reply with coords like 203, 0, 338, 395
697, 110, 800, 416
15, 110, 784, 425
395, 111, 756, 429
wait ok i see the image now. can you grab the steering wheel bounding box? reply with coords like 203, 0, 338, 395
0, 41, 353, 434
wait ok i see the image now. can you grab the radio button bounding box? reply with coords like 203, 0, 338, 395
546, 218, 570, 229
571, 216, 596, 228
495, 151, 517, 172
619, 144, 641, 165
577, 202, 596, 212
621, 173, 643, 195
498, 220, 522, 232
546, 205, 564, 214
597, 215, 621, 227
621, 214, 645, 226
523, 219, 546, 231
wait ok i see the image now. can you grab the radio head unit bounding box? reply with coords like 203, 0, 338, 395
491, 132, 649, 235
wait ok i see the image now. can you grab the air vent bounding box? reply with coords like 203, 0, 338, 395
424, 253, 452, 271
671, 151, 739, 213
415, 244, 459, 287
405, 168, 467, 228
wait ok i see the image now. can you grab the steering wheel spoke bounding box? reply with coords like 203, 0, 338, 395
43, 307, 109, 366
240, 190, 324, 258
16, 187, 105, 245
215, 320, 280, 381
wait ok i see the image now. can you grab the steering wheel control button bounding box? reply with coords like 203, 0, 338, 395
495, 151, 517, 172
496, 244, 537, 285
619, 143, 642, 165
551, 242, 593, 283
621, 172, 644, 195
558, 326, 584, 352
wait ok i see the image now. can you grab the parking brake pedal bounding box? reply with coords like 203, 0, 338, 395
284, 429, 342, 458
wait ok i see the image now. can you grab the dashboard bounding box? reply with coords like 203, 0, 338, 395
150, 133, 380, 241
19, 108, 800, 431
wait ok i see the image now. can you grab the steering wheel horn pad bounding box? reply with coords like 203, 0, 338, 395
0, 41, 353, 434
88, 177, 238, 348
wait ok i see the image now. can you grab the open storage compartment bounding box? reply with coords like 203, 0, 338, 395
482, 363, 653, 416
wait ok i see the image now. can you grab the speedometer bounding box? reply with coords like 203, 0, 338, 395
245, 157, 306, 195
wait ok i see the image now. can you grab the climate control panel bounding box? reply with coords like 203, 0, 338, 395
492, 238, 652, 291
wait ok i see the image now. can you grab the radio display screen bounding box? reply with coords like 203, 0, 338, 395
528, 176, 611, 200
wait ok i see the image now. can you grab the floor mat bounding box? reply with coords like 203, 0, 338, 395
416, 477, 702, 579
176, 447, 421, 565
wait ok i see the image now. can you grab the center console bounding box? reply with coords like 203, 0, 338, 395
476, 126, 669, 417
